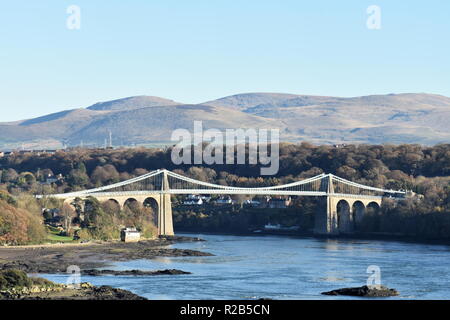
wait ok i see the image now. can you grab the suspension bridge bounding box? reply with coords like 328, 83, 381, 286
40, 169, 407, 236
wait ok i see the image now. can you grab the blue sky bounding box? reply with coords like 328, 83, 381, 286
0, 0, 449, 121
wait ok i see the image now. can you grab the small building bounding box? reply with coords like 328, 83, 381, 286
183, 195, 204, 206
244, 199, 261, 207
34, 149, 58, 156
41, 173, 64, 185
43, 207, 61, 218
200, 195, 211, 203
120, 227, 141, 242
45, 215, 64, 227
215, 196, 233, 204
255, 196, 271, 208
268, 196, 292, 209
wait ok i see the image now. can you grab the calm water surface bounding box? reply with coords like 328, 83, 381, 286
42, 233, 450, 299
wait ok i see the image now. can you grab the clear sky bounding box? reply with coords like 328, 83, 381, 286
1, 0, 449, 121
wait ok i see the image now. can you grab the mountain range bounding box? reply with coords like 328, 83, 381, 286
1, 93, 450, 150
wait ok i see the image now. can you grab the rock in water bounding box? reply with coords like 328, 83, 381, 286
81, 269, 191, 276
321, 285, 399, 297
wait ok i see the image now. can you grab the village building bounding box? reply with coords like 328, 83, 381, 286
182, 194, 213, 206
244, 199, 261, 207
183, 195, 204, 206
120, 227, 141, 242
215, 196, 233, 204
268, 196, 292, 209
41, 173, 64, 185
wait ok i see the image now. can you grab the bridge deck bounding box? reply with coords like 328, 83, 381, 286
38, 169, 406, 200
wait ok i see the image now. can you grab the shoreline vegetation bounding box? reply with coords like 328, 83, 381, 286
1, 144, 450, 248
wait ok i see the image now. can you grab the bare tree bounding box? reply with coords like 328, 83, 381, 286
61, 203, 76, 233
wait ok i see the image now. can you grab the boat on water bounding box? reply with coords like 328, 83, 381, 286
263, 223, 300, 231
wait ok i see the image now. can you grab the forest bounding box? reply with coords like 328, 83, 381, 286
0, 142, 450, 244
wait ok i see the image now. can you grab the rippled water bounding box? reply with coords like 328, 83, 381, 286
42, 233, 450, 299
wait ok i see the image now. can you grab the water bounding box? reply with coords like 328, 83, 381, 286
41, 233, 450, 299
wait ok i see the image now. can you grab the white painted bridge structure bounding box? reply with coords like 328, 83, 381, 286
41, 169, 406, 236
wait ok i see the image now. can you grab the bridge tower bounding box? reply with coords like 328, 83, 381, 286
158, 170, 174, 236
314, 174, 339, 235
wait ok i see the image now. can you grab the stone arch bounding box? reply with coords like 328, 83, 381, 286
337, 200, 351, 233
123, 198, 141, 212
365, 201, 381, 232
143, 197, 159, 225
352, 201, 365, 230
367, 202, 380, 214
102, 199, 122, 215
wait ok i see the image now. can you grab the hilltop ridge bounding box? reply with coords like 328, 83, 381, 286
1, 92, 450, 149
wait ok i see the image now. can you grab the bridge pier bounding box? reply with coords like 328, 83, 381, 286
314, 196, 382, 235
158, 170, 174, 236
314, 196, 338, 235
158, 193, 174, 236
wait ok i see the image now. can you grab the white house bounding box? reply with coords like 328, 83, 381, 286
120, 227, 141, 242
183, 195, 204, 205
215, 196, 233, 204
244, 199, 261, 207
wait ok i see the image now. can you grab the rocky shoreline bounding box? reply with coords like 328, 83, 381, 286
0, 282, 148, 300
0, 269, 147, 300
0, 235, 210, 299
0, 236, 211, 274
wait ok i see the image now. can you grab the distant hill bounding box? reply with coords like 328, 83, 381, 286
66, 104, 284, 146
203, 93, 303, 110
87, 96, 180, 111
204, 93, 450, 145
204, 92, 450, 112
1, 92, 450, 149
